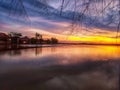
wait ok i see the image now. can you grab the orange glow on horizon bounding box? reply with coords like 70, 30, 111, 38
19, 28, 120, 44
67, 36, 120, 44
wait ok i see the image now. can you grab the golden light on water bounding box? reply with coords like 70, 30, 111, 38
1, 45, 120, 62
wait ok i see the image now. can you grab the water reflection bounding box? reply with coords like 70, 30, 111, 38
1, 45, 120, 62
0, 45, 120, 90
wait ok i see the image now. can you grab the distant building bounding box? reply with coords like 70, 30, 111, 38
20, 36, 30, 44
0, 33, 10, 44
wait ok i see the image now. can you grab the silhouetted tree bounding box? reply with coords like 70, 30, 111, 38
8, 32, 22, 44
46, 39, 51, 44
35, 33, 42, 44
30, 38, 36, 44
51, 38, 58, 44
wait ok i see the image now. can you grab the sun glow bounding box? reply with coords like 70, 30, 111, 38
19, 28, 120, 44
68, 36, 120, 44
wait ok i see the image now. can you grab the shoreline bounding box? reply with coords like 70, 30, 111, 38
0, 43, 120, 51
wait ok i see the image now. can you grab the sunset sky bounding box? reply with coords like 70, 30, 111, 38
0, 0, 120, 44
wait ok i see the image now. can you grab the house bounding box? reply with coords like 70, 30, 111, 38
20, 36, 30, 44
0, 33, 10, 44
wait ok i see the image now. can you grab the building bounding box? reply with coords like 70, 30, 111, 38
0, 33, 10, 44
20, 36, 30, 44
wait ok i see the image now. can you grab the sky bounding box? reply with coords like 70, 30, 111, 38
0, 0, 120, 44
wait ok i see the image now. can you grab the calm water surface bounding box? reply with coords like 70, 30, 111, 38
0, 45, 120, 90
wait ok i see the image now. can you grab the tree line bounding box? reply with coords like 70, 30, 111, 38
0, 32, 58, 44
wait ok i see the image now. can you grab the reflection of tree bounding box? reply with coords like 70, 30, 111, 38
35, 47, 42, 56
8, 50, 22, 56
51, 47, 56, 53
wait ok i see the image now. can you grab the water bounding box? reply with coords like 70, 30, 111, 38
0, 45, 120, 90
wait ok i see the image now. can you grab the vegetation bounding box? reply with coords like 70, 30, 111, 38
35, 33, 43, 44
0, 32, 59, 44
8, 32, 22, 44
51, 38, 58, 44
8, 32, 22, 38
30, 38, 37, 44
45, 39, 51, 44
44, 38, 58, 44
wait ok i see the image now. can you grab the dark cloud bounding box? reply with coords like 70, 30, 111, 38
0, 0, 119, 34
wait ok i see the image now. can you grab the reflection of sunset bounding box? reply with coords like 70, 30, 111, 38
0, 1, 120, 89
1, 45, 120, 63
